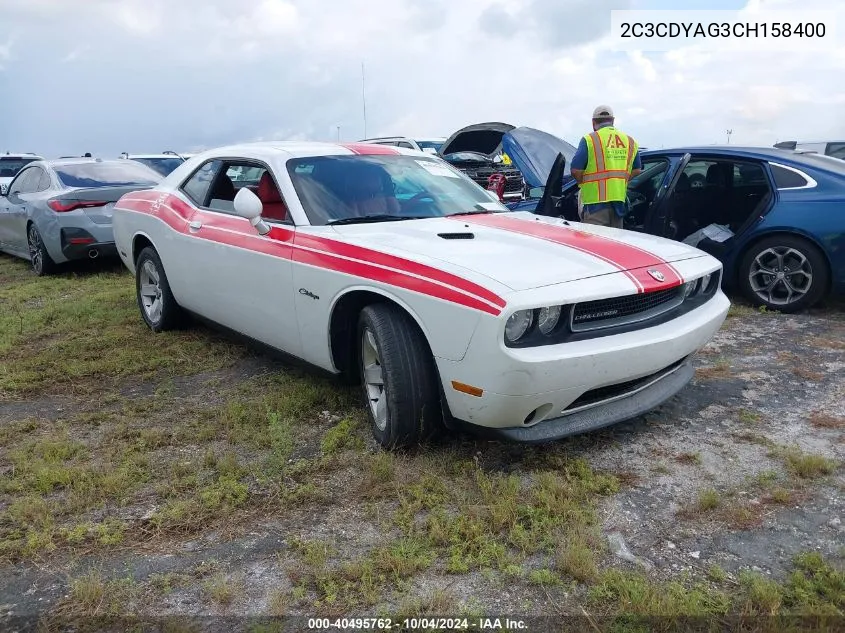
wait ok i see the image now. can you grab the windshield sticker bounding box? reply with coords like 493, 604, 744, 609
416, 160, 461, 178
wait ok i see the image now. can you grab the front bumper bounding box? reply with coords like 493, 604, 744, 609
436, 291, 729, 439
449, 356, 694, 443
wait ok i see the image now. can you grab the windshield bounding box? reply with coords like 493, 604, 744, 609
132, 157, 184, 176
55, 161, 163, 188
416, 140, 444, 153
443, 152, 491, 163
286, 155, 508, 226
0, 158, 38, 179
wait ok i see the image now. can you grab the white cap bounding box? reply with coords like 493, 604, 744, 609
592, 105, 614, 119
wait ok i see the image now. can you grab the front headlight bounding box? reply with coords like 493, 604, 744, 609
700, 272, 712, 292
683, 279, 699, 298
537, 305, 562, 335
505, 309, 534, 342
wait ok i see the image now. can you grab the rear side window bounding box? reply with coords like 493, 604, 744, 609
769, 164, 809, 189
181, 160, 221, 206
38, 171, 52, 191
55, 162, 161, 188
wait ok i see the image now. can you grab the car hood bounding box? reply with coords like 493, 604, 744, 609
501, 127, 578, 189
329, 212, 707, 292
439, 122, 516, 157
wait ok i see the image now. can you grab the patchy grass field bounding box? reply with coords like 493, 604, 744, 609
1, 253, 843, 628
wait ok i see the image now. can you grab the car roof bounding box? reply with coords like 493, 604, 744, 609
188, 140, 431, 160
642, 145, 845, 175
123, 154, 185, 159
1, 153, 44, 159
644, 145, 826, 161
45, 158, 128, 166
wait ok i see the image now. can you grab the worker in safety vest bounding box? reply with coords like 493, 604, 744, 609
570, 105, 642, 228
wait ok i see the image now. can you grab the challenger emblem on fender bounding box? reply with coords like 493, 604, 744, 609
648, 269, 666, 282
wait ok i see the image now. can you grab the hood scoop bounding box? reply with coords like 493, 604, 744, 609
437, 232, 475, 240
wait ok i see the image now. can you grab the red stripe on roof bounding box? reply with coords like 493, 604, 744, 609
456, 214, 684, 292
341, 143, 399, 155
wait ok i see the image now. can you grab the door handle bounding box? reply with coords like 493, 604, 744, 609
188, 220, 202, 232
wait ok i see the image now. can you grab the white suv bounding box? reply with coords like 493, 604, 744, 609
0, 153, 44, 194
358, 136, 446, 154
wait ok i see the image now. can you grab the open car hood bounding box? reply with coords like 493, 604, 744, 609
501, 127, 577, 189
439, 122, 516, 158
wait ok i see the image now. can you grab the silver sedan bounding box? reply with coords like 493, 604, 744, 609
0, 158, 161, 275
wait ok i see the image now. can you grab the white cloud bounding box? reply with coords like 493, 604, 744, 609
0, 0, 843, 155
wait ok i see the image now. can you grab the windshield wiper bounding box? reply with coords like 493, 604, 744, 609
327, 214, 416, 226
449, 209, 498, 217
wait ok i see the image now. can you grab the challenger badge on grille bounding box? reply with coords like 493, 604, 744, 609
648, 269, 666, 282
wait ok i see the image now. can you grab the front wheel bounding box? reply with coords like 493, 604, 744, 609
27, 224, 57, 276
135, 246, 185, 331
738, 235, 829, 313
357, 303, 442, 449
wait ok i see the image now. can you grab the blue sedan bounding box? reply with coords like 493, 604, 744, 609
503, 131, 845, 312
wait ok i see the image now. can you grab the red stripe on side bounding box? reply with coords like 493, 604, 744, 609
294, 233, 507, 308
294, 248, 501, 316
117, 192, 506, 315
457, 214, 684, 292
341, 143, 399, 155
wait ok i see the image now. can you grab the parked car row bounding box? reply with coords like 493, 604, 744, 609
1, 136, 841, 450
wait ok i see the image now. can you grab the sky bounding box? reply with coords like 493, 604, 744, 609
1, 0, 843, 158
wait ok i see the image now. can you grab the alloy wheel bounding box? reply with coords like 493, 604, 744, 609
361, 327, 387, 431
139, 260, 164, 323
27, 226, 43, 274
748, 246, 813, 306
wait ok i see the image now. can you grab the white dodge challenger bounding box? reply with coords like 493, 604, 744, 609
112, 141, 730, 448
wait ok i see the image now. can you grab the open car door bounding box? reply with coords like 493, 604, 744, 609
535, 153, 569, 219
643, 152, 691, 236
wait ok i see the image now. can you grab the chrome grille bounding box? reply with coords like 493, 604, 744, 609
570, 287, 684, 332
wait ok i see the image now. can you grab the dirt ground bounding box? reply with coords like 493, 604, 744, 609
0, 255, 843, 630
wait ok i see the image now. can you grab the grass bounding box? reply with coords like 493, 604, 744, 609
0, 261, 242, 399
773, 446, 839, 480
808, 412, 845, 430
2, 255, 844, 621
695, 360, 732, 380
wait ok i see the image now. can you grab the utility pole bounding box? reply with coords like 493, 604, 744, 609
336, 125, 341, 142
726, 129, 733, 144
361, 62, 368, 139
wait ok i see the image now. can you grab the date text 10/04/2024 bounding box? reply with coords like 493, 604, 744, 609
307, 618, 528, 630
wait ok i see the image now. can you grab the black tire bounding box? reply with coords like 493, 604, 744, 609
738, 235, 829, 313
135, 246, 185, 332
27, 223, 57, 276
357, 303, 442, 449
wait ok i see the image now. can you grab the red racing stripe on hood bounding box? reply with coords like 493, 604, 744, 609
455, 214, 684, 293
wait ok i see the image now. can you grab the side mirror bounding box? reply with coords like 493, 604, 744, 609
233, 187, 270, 235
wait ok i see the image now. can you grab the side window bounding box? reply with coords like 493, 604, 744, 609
9, 168, 37, 195
769, 164, 809, 189
681, 160, 717, 189
38, 170, 52, 191
826, 143, 845, 159
397, 141, 415, 149
733, 162, 767, 186
181, 160, 221, 206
